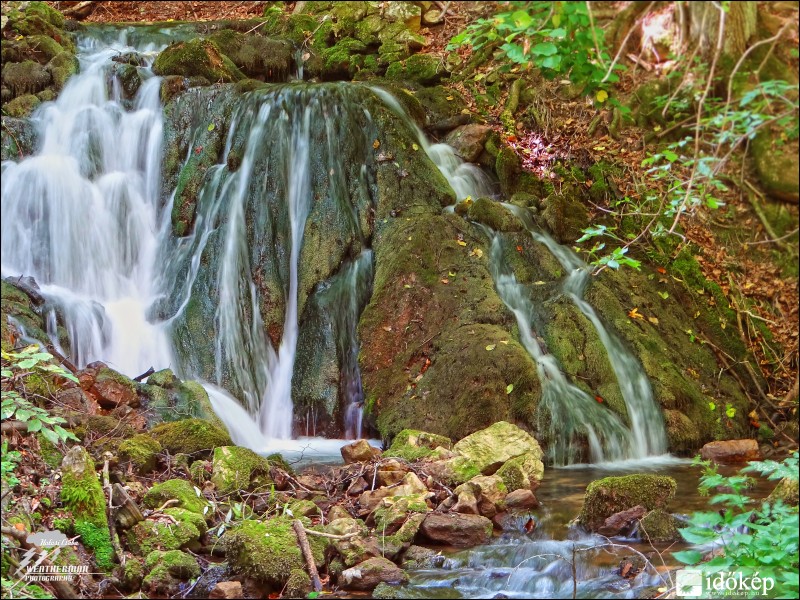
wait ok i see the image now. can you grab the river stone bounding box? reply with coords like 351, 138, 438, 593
372, 493, 431, 534
453, 421, 544, 475
209, 581, 243, 599
359, 472, 430, 513
699, 439, 761, 464
496, 453, 544, 491
376, 459, 410, 486
445, 124, 492, 162
341, 439, 381, 463
578, 474, 676, 533
638, 508, 679, 543
505, 489, 539, 510
418, 513, 493, 548
89, 367, 138, 409
768, 477, 799, 506
339, 556, 409, 592
597, 505, 647, 537
453, 487, 479, 515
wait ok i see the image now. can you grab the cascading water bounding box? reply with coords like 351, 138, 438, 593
485, 230, 632, 465
503, 203, 668, 458
1, 35, 173, 377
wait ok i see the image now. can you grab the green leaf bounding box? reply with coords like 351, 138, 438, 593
540, 54, 562, 70
506, 384, 514, 394
40, 428, 59, 445
16, 359, 38, 369
531, 42, 558, 56
26, 419, 42, 432
207, 123, 215, 131
672, 550, 703, 565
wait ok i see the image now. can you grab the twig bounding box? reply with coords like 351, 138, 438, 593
585, 2, 607, 69
44, 344, 78, 375
133, 367, 154, 382
300, 528, 359, 541
292, 520, 322, 592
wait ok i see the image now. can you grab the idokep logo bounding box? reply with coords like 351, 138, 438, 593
13, 530, 94, 583
675, 567, 778, 598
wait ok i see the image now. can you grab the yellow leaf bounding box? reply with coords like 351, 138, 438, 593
533, 281, 546, 285
461, 109, 471, 115
470, 248, 484, 258
404, 284, 412, 289
499, 340, 509, 345
648, 316, 659, 325
457, 240, 467, 246
373, 139, 380, 149
628, 307, 644, 320
446, 96, 454, 100
596, 90, 608, 103
593, 145, 605, 151
382, 326, 392, 332
407, 236, 412, 241
412, 143, 419, 151
486, 344, 496, 351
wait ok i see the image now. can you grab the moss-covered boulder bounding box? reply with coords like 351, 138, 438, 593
752, 130, 799, 203
142, 479, 211, 516
141, 550, 200, 597
60, 447, 115, 570
89, 367, 138, 409
1, 117, 38, 161
118, 434, 162, 474
223, 517, 326, 588
468, 197, 522, 232
638, 508, 679, 543
141, 371, 225, 430
372, 493, 431, 534
384, 429, 452, 461
210, 446, 275, 494
339, 556, 409, 592
150, 418, 232, 456
153, 39, 244, 83
125, 507, 207, 556
1, 279, 49, 350
207, 29, 294, 82
386, 54, 446, 85
452, 421, 544, 475
578, 474, 676, 533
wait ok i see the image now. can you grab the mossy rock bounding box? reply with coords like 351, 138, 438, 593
372, 493, 430, 533
579, 474, 676, 533
150, 418, 232, 456
386, 54, 446, 85
207, 29, 294, 82
1, 116, 38, 161
768, 477, 799, 506
122, 557, 144, 590
141, 550, 200, 597
125, 508, 206, 556
141, 375, 225, 430
285, 568, 312, 597
1, 279, 48, 349
142, 479, 211, 516
60, 447, 115, 570
153, 39, 244, 83
210, 446, 276, 495
638, 508, 679, 543
385, 429, 452, 461
496, 453, 544, 491
467, 197, 522, 232
223, 517, 325, 587
751, 130, 799, 203
663, 409, 701, 455
453, 421, 544, 476
118, 434, 162, 474
47, 50, 78, 91
3, 93, 41, 117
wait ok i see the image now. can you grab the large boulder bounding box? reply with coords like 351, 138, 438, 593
152, 39, 244, 83
118, 434, 162, 474
211, 446, 275, 494
452, 421, 544, 475
385, 429, 452, 461
445, 124, 492, 163
578, 474, 676, 533
418, 513, 493, 548
496, 453, 544, 491
150, 418, 232, 456
700, 439, 761, 464
341, 439, 381, 463
752, 130, 799, 203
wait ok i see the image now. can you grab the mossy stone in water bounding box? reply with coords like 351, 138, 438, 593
153, 39, 244, 83
468, 197, 522, 232
579, 474, 676, 533
638, 508, 679, 543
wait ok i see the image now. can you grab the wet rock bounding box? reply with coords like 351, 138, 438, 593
376, 459, 410, 486
385, 429, 452, 461
578, 474, 676, 533
150, 418, 232, 456
453, 421, 544, 475
597, 505, 647, 537
386, 53, 447, 85
153, 39, 244, 83
453, 486, 479, 514
496, 453, 544, 492
445, 124, 492, 162
401, 545, 445, 569
418, 512, 493, 547
505, 488, 539, 510
700, 439, 761, 464
639, 508, 679, 543
768, 477, 799, 506
342, 439, 381, 463
209, 581, 243, 599
339, 556, 409, 592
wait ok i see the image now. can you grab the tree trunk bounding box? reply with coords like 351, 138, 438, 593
681, 1, 757, 61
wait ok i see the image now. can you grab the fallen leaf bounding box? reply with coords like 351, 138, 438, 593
373, 139, 380, 149
382, 326, 392, 332
648, 316, 659, 325
516, 245, 523, 252
441, 278, 449, 284
486, 344, 496, 351
656, 267, 667, 274
457, 240, 467, 246
412, 143, 419, 151
470, 248, 484, 258
506, 384, 514, 394
595, 395, 604, 403
628, 307, 644, 320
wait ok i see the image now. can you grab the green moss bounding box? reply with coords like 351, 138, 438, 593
47, 51, 78, 91
285, 568, 312, 597
211, 446, 275, 494
386, 54, 445, 85
638, 508, 679, 543
142, 479, 210, 515
74, 521, 114, 570
36, 432, 63, 470
467, 197, 522, 232
579, 474, 677, 532
153, 39, 244, 83
496, 454, 544, 491
385, 429, 452, 461
147, 368, 177, 388
125, 508, 205, 556
122, 557, 144, 590
142, 550, 200, 595
768, 477, 799, 507
208, 30, 294, 81
4, 93, 41, 117
118, 434, 162, 474
150, 418, 232, 455
23, 2, 65, 29
223, 518, 313, 586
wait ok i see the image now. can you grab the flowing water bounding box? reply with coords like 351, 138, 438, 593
502, 203, 668, 458
1, 36, 172, 377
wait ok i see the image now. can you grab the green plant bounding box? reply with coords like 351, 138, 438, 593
448, 1, 621, 96
1, 439, 21, 487
673, 453, 799, 598
1, 345, 79, 445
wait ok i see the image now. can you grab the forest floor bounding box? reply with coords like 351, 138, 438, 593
50, 0, 799, 412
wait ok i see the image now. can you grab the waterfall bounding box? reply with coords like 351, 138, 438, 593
503, 203, 668, 458
1, 35, 173, 376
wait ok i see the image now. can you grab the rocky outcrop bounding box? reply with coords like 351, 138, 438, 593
578, 474, 676, 533
418, 512, 493, 548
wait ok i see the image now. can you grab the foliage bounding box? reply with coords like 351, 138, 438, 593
1, 345, 79, 445
578, 78, 799, 271
1, 439, 21, 487
448, 1, 621, 95
673, 454, 799, 598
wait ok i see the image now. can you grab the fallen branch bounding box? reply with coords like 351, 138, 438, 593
292, 520, 322, 592
1, 527, 78, 599
300, 528, 359, 541
102, 457, 125, 566
132, 367, 154, 382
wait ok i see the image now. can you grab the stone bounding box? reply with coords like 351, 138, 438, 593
453, 421, 544, 475
372, 493, 431, 534
445, 124, 492, 163
376, 459, 409, 486
768, 477, 799, 506
578, 474, 676, 533
328, 505, 352, 521
597, 505, 647, 537
209, 581, 244, 599
453, 487, 479, 515
505, 489, 539, 510
142, 550, 200, 597
752, 131, 799, 203
638, 509, 679, 543
385, 429, 452, 461
467, 475, 507, 512
339, 556, 408, 592
150, 418, 232, 456
496, 453, 544, 491
341, 439, 381, 463
118, 434, 161, 474
211, 446, 275, 494
700, 439, 761, 464
90, 367, 138, 408
418, 513, 493, 548
359, 472, 430, 512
